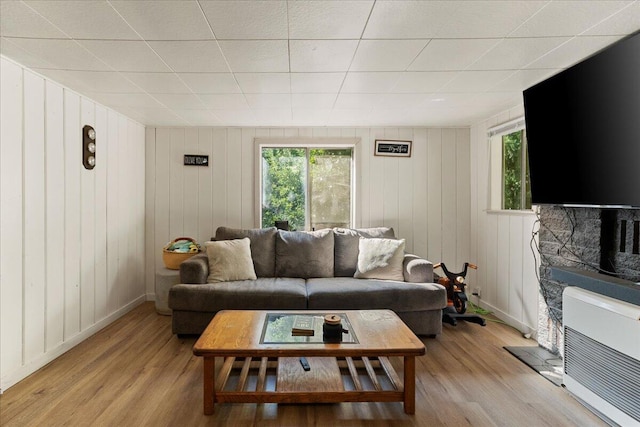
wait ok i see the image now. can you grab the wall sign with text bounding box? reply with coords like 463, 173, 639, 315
374, 140, 412, 157
184, 154, 209, 166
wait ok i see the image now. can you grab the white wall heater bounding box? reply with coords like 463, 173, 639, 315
563, 287, 640, 426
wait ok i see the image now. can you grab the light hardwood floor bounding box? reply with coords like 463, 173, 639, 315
0, 302, 605, 426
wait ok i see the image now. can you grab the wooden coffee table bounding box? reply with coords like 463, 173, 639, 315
192, 309, 426, 415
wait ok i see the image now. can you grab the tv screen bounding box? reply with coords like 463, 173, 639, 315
523, 31, 640, 208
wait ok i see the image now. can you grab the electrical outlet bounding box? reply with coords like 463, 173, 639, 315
472, 287, 481, 298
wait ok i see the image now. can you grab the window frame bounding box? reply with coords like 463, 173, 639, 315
254, 137, 360, 230
487, 118, 533, 213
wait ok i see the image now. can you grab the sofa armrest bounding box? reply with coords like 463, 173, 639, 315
179, 253, 208, 284
403, 254, 434, 283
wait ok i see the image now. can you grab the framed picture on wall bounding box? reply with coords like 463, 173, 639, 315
374, 140, 412, 157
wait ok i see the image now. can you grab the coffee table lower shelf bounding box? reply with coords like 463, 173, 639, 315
202, 355, 416, 414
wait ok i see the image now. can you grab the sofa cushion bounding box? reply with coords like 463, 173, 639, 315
306, 278, 447, 312
333, 227, 395, 276
204, 238, 257, 283
215, 226, 277, 277
168, 278, 308, 312
354, 237, 405, 281
275, 229, 334, 278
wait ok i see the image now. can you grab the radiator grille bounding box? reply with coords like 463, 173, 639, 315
564, 326, 640, 422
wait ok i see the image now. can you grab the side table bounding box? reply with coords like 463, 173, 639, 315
155, 267, 180, 315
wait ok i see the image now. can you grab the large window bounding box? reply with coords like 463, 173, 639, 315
489, 119, 532, 211
261, 147, 353, 230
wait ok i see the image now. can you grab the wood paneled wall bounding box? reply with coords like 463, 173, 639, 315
145, 126, 471, 297
469, 105, 539, 335
0, 57, 146, 392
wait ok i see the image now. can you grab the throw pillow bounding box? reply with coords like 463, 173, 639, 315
333, 227, 396, 276
214, 226, 277, 277
354, 237, 405, 281
275, 229, 334, 278
204, 238, 257, 283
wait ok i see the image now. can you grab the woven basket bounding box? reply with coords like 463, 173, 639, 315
162, 237, 200, 270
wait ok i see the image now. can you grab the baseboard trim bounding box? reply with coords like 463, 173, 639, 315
0, 295, 146, 394
477, 300, 538, 340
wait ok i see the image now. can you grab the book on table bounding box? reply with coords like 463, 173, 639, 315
291, 315, 315, 336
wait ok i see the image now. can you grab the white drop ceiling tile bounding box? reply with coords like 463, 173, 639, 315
290, 73, 345, 93
334, 93, 380, 109
79, 40, 170, 72
290, 40, 359, 72
377, 93, 430, 109
218, 41, 289, 72
110, 1, 213, 40
245, 94, 291, 109
327, 109, 376, 126
291, 94, 336, 109
149, 41, 228, 73
8, 38, 110, 71
153, 93, 206, 109
211, 109, 256, 125
55, 70, 143, 93
31, 68, 92, 93
526, 35, 623, 70
363, 1, 547, 39
117, 106, 188, 127
291, 109, 331, 126
350, 40, 428, 72
392, 72, 457, 93
470, 37, 570, 70
121, 72, 191, 94
488, 69, 558, 92
199, 94, 250, 109
584, 2, 640, 35
235, 73, 290, 94
171, 109, 221, 126
25, 1, 138, 40
418, 93, 473, 109
0, 1, 67, 38
511, 1, 632, 37
251, 108, 291, 126
87, 92, 165, 108
288, 1, 373, 39
341, 72, 403, 93
1, 37, 58, 69
200, 1, 287, 39
441, 70, 514, 93
466, 92, 524, 112
409, 39, 501, 71
178, 73, 241, 94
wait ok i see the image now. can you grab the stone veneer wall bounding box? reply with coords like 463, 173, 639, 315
537, 206, 640, 354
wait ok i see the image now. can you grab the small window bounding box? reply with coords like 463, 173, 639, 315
261, 147, 353, 230
489, 120, 532, 211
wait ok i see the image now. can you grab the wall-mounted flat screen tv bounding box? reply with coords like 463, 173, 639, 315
523, 31, 640, 208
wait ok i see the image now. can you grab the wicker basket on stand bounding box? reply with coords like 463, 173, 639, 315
162, 237, 201, 270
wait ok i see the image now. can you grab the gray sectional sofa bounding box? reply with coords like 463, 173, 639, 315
168, 226, 447, 336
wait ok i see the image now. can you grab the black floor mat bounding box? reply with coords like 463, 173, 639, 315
504, 346, 563, 387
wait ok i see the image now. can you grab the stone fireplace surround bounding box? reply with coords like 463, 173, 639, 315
537, 206, 640, 354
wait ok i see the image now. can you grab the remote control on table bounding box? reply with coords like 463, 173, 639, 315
299, 357, 310, 371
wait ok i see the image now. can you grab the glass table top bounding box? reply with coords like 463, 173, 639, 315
260, 312, 359, 344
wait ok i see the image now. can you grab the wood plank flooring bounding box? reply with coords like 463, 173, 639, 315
0, 302, 605, 426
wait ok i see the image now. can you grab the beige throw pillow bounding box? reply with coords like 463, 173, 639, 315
205, 238, 257, 283
354, 237, 405, 281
